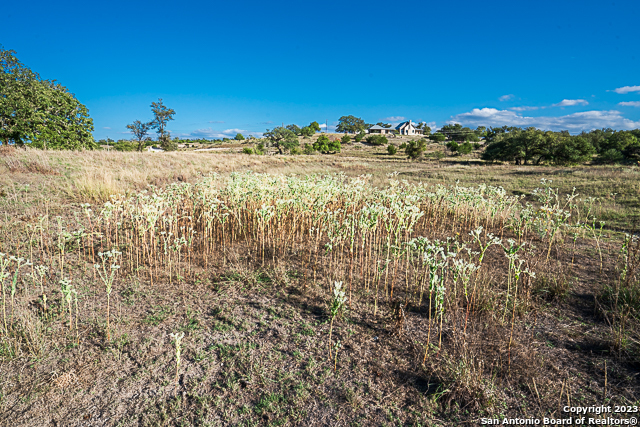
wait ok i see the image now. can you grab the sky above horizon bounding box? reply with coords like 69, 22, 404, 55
3, 0, 640, 139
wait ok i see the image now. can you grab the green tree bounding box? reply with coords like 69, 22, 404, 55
159, 132, 177, 151
309, 121, 321, 133
336, 115, 368, 134
552, 135, 595, 165
0, 46, 95, 149
150, 99, 175, 142
286, 124, 301, 135
416, 123, 432, 135
300, 126, 314, 137
264, 126, 299, 154
126, 120, 153, 152
580, 128, 614, 152
234, 133, 245, 140
313, 134, 341, 153
439, 123, 480, 142
405, 139, 427, 160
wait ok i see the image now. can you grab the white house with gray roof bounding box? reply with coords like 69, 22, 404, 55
367, 120, 423, 136
395, 120, 423, 136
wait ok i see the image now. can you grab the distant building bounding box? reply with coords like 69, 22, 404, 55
395, 120, 423, 136
367, 125, 394, 135
147, 146, 164, 153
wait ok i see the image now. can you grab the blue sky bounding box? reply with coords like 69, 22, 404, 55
3, 0, 640, 139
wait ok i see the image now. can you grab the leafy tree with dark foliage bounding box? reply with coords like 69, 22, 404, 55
264, 126, 299, 154
150, 99, 175, 143
336, 115, 369, 134
286, 124, 301, 135
313, 134, 341, 153
127, 120, 153, 152
0, 45, 95, 150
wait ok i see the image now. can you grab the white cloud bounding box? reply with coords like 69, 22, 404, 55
381, 116, 406, 122
510, 106, 540, 111
222, 128, 247, 135
449, 108, 640, 132
552, 99, 589, 107
319, 123, 337, 132
103, 126, 111, 129
613, 85, 640, 94
189, 128, 229, 139
423, 121, 437, 130
189, 128, 262, 139
618, 101, 640, 107
499, 94, 514, 102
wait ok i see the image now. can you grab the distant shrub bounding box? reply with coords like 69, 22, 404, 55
255, 143, 265, 155
598, 148, 624, 164
303, 143, 316, 155
365, 135, 388, 146
290, 146, 303, 155
160, 134, 178, 151
430, 133, 446, 142
354, 133, 364, 142
458, 142, 473, 155
313, 135, 341, 153
399, 142, 407, 149
387, 144, 397, 155
446, 141, 459, 153
242, 147, 253, 154
405, 139, 426, 160
113, 140, 137, 152
473, 142, 481, 150
341, 134, 351, 144
235, 133, 245, 141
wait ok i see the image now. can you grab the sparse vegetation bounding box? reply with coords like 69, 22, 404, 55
0, 145, 639, 426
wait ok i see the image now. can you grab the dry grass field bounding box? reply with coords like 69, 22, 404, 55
0, 143, 639, 426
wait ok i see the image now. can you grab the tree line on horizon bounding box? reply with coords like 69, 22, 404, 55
1, 45, 639, 165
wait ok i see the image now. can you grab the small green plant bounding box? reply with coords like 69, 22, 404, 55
341, 134, 351, 144
33, 265, 49, 311
94, 250, 121, 342
333, 339, 342, 371
169, 331, 185, 385
302, 143, 316, 155
354, 133, 364, 142
59, 278, 75, 330
242, 147, 253, 155
387, 144, 397, 155
0, 253, 10, 333
328, 281, 347, 360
